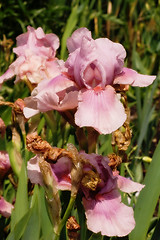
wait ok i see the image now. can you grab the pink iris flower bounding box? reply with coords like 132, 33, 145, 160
23, 27, 156, 134
23, 74, 79, 117
0, 26, 62, 85
65, 28, 156, 134
27, 152, 144, 237
0, 151, 11, 180
0, 196, 14, 218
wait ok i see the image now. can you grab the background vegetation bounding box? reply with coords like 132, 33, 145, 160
0, 0, 160, 239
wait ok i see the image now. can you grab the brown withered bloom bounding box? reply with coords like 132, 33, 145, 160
67, 144, 84, 196
26, 132, 72, 163
107, 153, 122, 171
112, 94, 132, 152
66, 216, 80, 240
39, 157, 61, 234
0, 35, 14, 62
0, 99, 27, 135
81, 170, 101, 191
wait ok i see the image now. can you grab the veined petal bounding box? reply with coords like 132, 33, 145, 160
116, 174, 145, 193
83, 190, 135, 236
113, 67, 156, 87
75, 86, 126, 134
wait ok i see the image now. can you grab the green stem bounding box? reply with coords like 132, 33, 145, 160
55, 195, 76, 239
6, 141, 21, 177
44, 111, 57, 144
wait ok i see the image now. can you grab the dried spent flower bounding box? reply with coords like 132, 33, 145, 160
39, 157, 61, 234
107, 153, 122, 171
67, 216, 80, 240
26, 132, 72, 162
112, 96, 132, 151
67, 144, 84, 196
81, 170, 101, 191
112, 123, 132, 151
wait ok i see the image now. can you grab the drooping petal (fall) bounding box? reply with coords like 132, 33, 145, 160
75, 86, 126, 134
23, 75, 78, 118
116, 174, 145, 193
0, 197, 14, 218
83, 190, 135, 237
113, 67, 156, 87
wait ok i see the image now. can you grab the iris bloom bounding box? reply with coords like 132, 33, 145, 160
27, 152, 144, 237
0, 151, 11, 180
0, 26, 63, 85
0, 197, 14, 218
23, 27, 156, 134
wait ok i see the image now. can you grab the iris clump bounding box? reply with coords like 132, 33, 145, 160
0, 4, 159, 239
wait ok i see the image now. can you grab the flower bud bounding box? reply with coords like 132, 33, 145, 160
39, 157, 61, 234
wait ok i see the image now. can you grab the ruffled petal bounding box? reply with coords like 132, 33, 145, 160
83, 190, 135, 237
67, 27, 92, 53
14, 26, 59, 58
0, 197, 14, 218
113, 67, 156, 87
66, 33, 126, 88
75, 86, 126, 134
23, 75, 78, 118
116, 175, 145, 193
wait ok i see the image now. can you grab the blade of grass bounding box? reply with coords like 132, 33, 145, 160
10, 160, 28, 230
129, 141, 160, 240
60, 5, 79, 59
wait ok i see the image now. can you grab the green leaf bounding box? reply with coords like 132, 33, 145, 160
129, 141, 160, 240
37, 187, 53, 240
60, 5, 79, 59
150, 218, 160, 240
6, 209, 32, 240
11, 160, 28, 230
21, 189, 40, 240
89, 233, 103, 240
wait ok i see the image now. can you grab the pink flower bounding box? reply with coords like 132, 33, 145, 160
27, 151, 144, 237
0, 26, 61, 85
23, 74, 79, 118
81, 153, 144, 237
13, 26, 59, 58
0, 151, 11, 180
27, 155, 71, 191
23, 27, 156, 134
0, 196, 14, 218
65, 28, 156, 134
